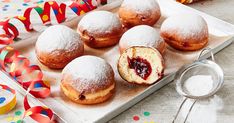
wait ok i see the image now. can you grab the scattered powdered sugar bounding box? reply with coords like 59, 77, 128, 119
161, 14, 208, 40
119, 25, 163, 48
78, 11, 121, 34
62, 56, 113, 91
121, 0, 160, 13
36, 25, 82, 52
183, 75, 214, 96
180, 95, 223, 123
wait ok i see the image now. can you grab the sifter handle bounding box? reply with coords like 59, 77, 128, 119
197, 47, 215, 62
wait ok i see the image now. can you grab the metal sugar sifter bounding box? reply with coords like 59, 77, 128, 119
172, 48, 224, 123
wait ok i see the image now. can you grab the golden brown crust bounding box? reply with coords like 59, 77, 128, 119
160, 29, 209, 51
61, 83, 115, 105
77, 22, 124, 48
60, 61, 115, 104
118, 7, 161, 28
117, 46, 165, 85
36, 47, 84, 69
60, 74, 115, 104
61, 70, 115, 94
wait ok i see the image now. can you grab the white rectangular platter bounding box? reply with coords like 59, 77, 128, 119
1, 0, 234, 123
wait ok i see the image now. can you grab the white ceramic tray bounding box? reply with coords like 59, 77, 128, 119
1, 0, 234, 123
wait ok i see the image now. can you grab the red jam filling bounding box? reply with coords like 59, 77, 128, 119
127, 56, 152, 80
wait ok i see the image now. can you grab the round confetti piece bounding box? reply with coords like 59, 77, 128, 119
15, 111, 22, 116
133, 116, 140, 121
17, 120, 23, 123
144, 111, 150, 116
6, 116, 13, 122
4, 4, 9, 7
42, 15, 48, 21
13, 116, 20, 121
22, 3, 29, 6
2, 8, 7, 11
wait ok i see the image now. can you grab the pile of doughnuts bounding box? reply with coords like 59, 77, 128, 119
35, 0, 209, 104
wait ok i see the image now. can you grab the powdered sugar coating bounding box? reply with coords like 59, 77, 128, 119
161, 14, 208, 40
62, 56, 114, 92
36, 25, 82, 52
119, 25, 163, 49
78, 11, 121, 34
121, 0, 160, 13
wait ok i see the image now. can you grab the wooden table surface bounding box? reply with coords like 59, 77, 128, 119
110, 0, 234, 123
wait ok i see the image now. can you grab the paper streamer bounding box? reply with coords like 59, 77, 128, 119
0, 0, 107, 45
0, 84, 17, 115
0, 46, 52, 122
0, 0, 107, 122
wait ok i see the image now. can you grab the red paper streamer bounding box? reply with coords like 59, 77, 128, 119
0, 0, 107, 45
0, 0, 107, 122
0, 46, 52, 122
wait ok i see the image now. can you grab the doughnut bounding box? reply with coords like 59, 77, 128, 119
118, 0, 161, 28
77, 11, 123, 48
61, 56, 115, 104
160, 14, 209, 51
119, 25, 165, 54
118, 46, 164, 85
36, 25, 84, 69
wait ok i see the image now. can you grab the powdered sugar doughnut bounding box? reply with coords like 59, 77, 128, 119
118, 0, 161, 28
160, 14, 209, 51
119, 25, 165, 54
61, 56, 115, 104
77, 11, 123, 48
36, 25, 84, 69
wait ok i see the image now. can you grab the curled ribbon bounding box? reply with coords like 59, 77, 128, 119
0, 46, 52, 122
0, 0, 107, 122
0, 0, 107, 45
0, 84, 17, 115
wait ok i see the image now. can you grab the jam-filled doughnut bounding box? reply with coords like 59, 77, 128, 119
118, 0, 161, 28
119, 25, 165, 54
35, 25, 84, 69
118, 46, 164, 85
160, 14, 209, 51
61, 56, 115, 104
77, 11, 123, 48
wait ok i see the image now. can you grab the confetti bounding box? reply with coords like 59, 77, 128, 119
143, 111, 150, 116
15, 111, 22, 116
133, 116, 140, 121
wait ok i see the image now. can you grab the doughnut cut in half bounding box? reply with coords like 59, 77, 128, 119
118, 46, 164, 85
